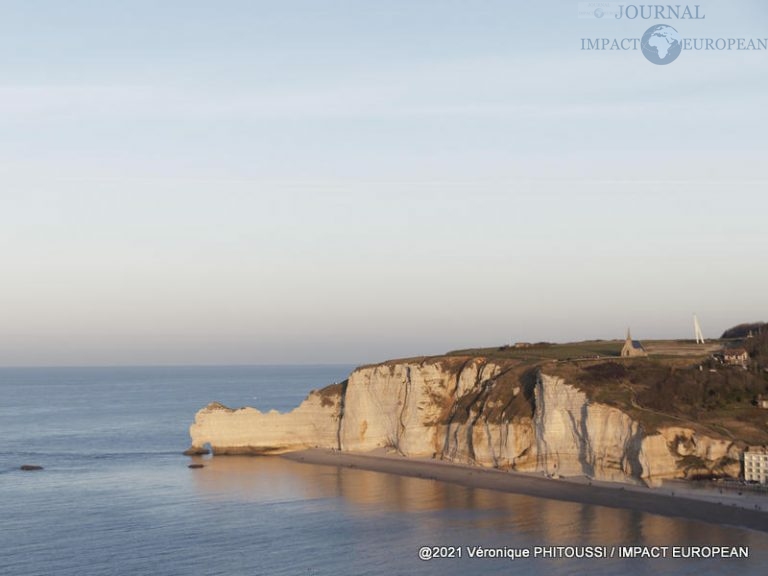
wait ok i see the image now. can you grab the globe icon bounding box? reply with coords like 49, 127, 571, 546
641, 25, 682, 65
594, 8, 604, 18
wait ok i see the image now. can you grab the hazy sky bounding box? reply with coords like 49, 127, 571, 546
1, 1, 766, 366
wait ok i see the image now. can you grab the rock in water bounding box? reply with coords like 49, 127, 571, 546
20, 465, 44, 471
188, 463, 205, 469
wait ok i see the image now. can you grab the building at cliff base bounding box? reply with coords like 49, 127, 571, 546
621, 329, 647, 358
744, 447, 768, 484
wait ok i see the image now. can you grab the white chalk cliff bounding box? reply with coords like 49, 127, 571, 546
188, 387, 343, 455
188, 358, 742, 484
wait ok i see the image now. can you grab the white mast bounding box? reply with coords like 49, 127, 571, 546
693, 314, 705, 344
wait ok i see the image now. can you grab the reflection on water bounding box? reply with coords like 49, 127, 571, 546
7, 365, 767, 576
193, 456, 768, 552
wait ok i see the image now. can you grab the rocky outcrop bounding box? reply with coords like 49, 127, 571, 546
188, 384, 344, 455
188, 358, 741, 484
639, 427, 742, 483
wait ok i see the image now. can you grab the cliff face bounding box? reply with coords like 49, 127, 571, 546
533, 373, 644, 482
188, 358, 741, 484
337, 359, 538, 469
188, 386, 344, 455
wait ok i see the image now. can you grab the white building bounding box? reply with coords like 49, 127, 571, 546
744, 448, 768, 484
723, 348, 749, 366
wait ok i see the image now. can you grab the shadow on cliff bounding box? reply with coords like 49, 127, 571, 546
520, 368, 538, 415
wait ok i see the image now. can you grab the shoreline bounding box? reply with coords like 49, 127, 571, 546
280, 448, 768, 533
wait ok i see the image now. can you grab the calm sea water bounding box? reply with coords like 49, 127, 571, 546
2, 365, 767, 576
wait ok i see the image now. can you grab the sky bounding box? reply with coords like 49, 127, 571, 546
1, 1, 766, 366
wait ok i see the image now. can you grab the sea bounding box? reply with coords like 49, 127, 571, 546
2, 365, 767, 576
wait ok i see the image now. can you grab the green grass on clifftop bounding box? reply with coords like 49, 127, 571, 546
549, 358, 768, 444
448, 340, 623, 362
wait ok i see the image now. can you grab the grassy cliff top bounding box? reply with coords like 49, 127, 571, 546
447, 339, 724, 362
345, 334, 768, 444
549, 359, 768, 444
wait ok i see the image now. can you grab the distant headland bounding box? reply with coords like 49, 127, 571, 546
186, 322, 768, 530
